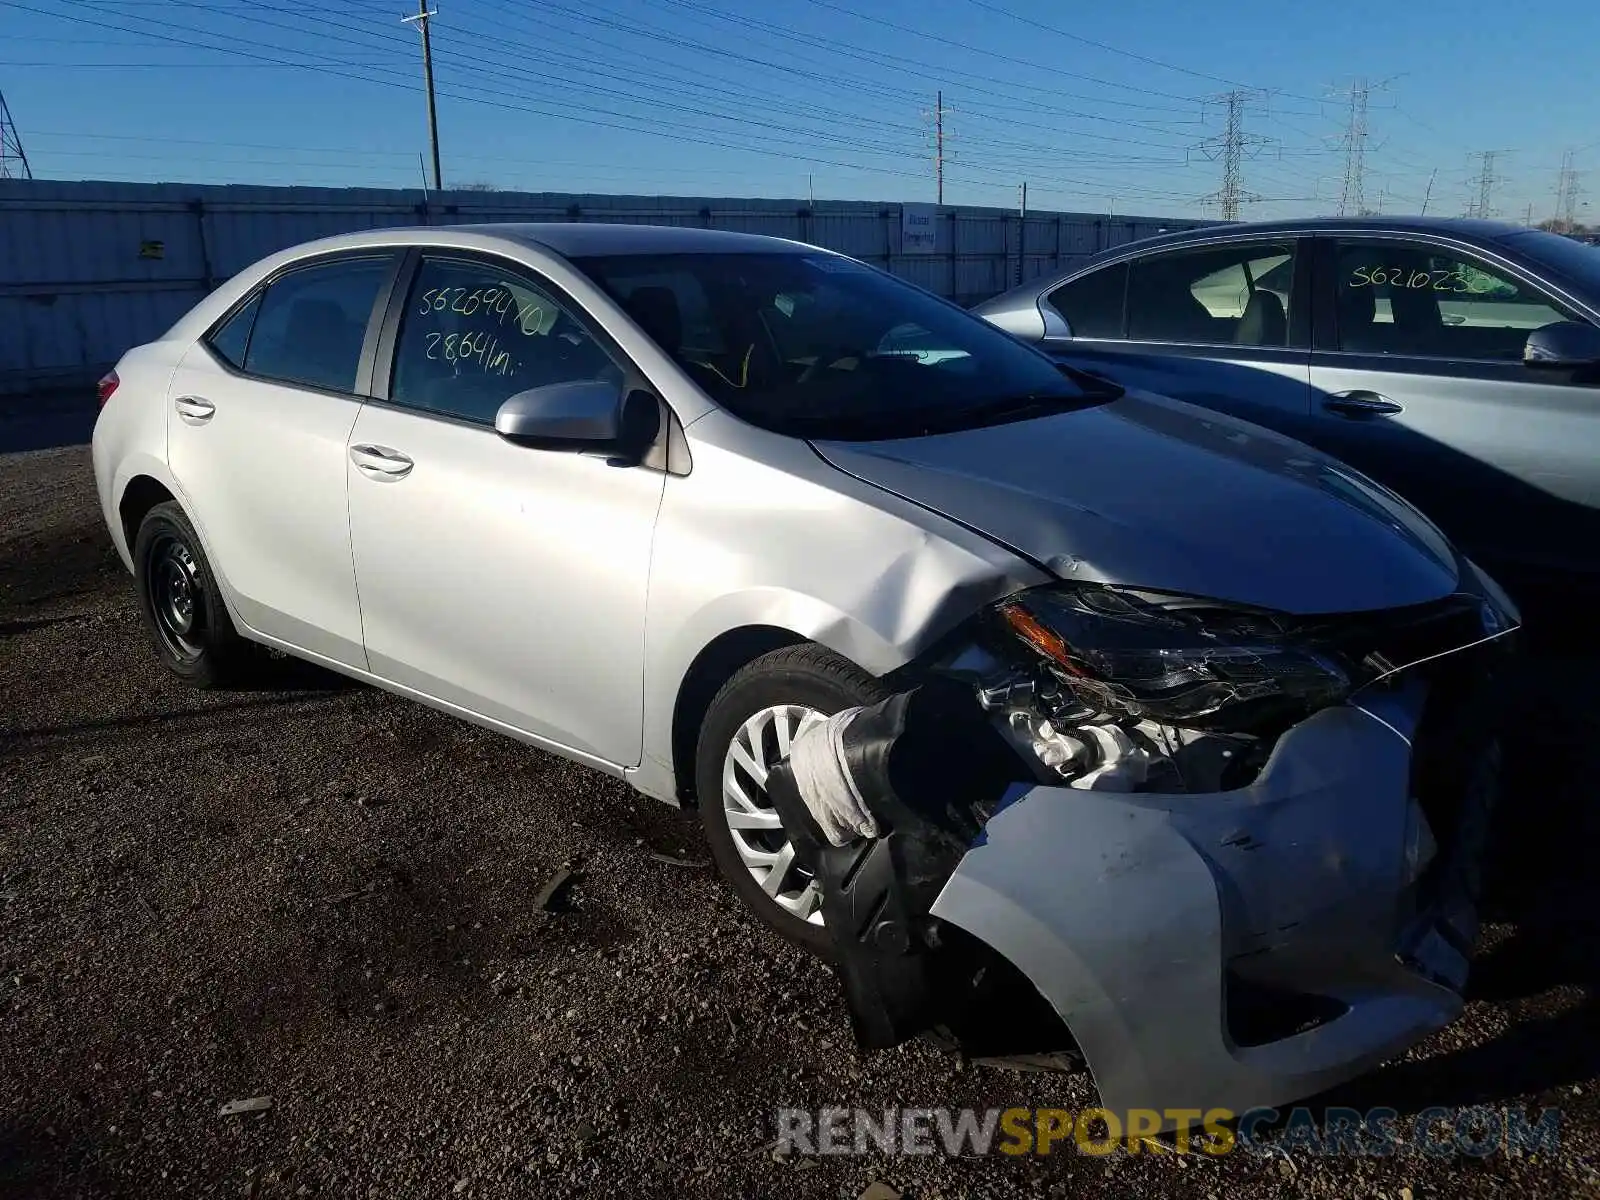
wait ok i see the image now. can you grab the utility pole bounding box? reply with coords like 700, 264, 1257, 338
0, 89, 31, 180
1196, 90, 1268, 221
1015, 181, 1027, 285
934, 90, 944, 205
402, 0, 442, 192
1420, 167, 1437, 216
1555, 149, 1582, 233
1335, 78, 1370, 216
1466, 150, 1505, 219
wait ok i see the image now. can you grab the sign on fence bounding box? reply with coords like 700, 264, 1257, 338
901, 203, 938, 254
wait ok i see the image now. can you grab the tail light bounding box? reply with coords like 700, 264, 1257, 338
96, 369, 120, 408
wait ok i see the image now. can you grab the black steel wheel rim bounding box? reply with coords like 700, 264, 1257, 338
146, 532, 205, 662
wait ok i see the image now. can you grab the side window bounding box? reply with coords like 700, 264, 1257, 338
242, 257, 390, 392
390, 258, 624, 424
1333, 241, 1572, 360
1126, 242, 1296, 346
205, 292, 261, 369
1046, 262, 1126, 339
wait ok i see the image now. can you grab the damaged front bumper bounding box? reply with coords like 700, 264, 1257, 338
932, 669, 1499, 1121
768, 579, 1513, 1128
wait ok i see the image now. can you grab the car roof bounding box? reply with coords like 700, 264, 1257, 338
1095, 215, 1524, 257
278, 221, 814, 260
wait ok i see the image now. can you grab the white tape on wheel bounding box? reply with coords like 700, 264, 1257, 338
786, 706, 879, 847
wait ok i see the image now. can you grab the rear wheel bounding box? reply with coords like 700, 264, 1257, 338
696, 643, 890, 956
132, 501, 256, 688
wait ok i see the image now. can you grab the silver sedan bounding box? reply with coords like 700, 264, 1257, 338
93, 222, 1515, 1118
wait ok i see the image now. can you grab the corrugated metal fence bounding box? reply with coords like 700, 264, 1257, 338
0, 179, 1208, 394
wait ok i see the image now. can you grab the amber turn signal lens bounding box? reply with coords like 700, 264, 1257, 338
998, 602, 1087, 676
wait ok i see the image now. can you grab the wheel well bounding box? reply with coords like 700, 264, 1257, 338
671, 625, 805, 805
118, 475, 176, 549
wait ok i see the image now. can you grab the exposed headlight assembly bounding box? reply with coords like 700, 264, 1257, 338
994, 585, 1352, 732
960, 581, 1511, 794
971, 584, 1358, 794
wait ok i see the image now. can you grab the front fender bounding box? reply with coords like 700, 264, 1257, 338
631, 411, 1049, 802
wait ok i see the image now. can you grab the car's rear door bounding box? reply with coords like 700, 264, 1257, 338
344, 250, 666, 768
165, 251, 399, 669
1305, 233, 1600, 578
1041, 235, 1315, 438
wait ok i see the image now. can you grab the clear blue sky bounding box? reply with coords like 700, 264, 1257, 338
3, 0, 1595, 223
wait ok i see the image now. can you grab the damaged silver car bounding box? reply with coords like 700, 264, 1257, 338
93, 223, 1517, 1125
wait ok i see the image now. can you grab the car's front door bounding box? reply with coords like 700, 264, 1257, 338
344, 252, 666, 767
1041, 237, 1316, 438
1306, 235, 1600, 579
165, 252, 397, 669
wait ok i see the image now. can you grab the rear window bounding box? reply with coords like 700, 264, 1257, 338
1046, 263, 1127, 339
206, 293, 261, 369
241, 257, 391, 393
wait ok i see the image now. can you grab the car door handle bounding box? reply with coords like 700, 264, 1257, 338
1323, 390, 1403, 417
349, 444, 414, 480
173, 395, 215, 424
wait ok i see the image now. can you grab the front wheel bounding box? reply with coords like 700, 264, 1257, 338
695, 643, 890, 957
132, 501, 256, 688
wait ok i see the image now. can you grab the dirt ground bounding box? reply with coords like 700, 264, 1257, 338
2, 443, 1598, 1199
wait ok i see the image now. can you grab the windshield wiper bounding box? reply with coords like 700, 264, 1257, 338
1054, 361, 1126, 398
959, 390, 1110, 424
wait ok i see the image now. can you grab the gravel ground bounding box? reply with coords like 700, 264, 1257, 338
2, 443, 1598, 1199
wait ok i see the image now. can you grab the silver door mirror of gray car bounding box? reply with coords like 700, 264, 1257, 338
1524, 321, 1600, 370
494, 380, 661, 461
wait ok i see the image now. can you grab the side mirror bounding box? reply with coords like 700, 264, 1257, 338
1524, 321, 1600, 370
494, 380, 661, 460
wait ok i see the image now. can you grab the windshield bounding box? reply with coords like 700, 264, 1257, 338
571, 251, 1095, 438
1499, 230, 1600, 299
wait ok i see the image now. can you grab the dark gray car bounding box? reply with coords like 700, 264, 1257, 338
973, 217, 1600, 584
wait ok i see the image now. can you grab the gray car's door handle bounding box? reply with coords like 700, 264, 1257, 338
173, 395, 215, 424
1323, 390, 1403, 417
349, 444, 414, 480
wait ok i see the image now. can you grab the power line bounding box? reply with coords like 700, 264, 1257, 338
530, 0, 1202, 140
11, 1, 940, 184
793, 0, 1201, 104
960, 0, 1323, 103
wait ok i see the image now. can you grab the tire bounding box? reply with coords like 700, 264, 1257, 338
132, 501, 256, 688
696, 643, 890, 956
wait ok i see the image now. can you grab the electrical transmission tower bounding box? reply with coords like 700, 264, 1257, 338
920, 91, 949, 204
1328, 77, 1393, 216
1465, 150, 1507, 219
1195, 90, 1269, 221
1555, 150, 1583, 232
0, 90, 31, 180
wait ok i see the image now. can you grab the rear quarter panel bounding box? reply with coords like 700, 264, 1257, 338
91, 340, 187, 570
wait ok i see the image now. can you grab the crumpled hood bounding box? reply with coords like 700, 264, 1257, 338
813, 391, 1461, 615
